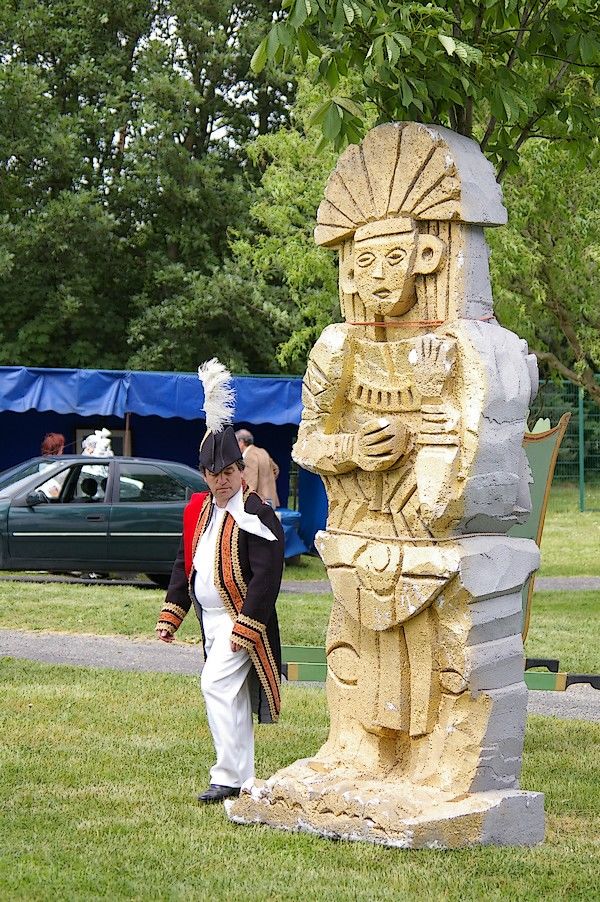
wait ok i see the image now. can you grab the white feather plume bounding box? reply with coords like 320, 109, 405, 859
198, 358, 235, 433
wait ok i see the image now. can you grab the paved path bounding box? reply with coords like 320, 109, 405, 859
1, 574, 599, 593
535, 576, 600, 591
283, 576, 600, 593
1, 628, 598, 723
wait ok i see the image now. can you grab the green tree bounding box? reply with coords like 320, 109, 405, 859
489, 141, 600, 403
224, 88, 600, 388
253, 0, 600, 177
0, 0, 294, 372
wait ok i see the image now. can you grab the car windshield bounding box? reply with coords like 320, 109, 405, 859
0, 462, 65, 498
0, 474, 38, 497
0, 461, 48, 490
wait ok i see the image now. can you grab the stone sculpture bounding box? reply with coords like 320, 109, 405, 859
228, 122, 545, 848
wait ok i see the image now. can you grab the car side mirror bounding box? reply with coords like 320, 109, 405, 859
25, 490, 49, 507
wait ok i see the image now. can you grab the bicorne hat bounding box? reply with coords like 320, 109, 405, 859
197, 359, 242, 474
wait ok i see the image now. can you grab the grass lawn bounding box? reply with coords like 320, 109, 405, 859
283, 555, 328, 581
2, 581, 598, 672
538, 511, 600, 577
1, 659, 599, 901
0, 581, 331, 648
524, 591, 600, 673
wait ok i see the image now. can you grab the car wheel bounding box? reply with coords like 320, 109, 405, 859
146, 573, 171, 590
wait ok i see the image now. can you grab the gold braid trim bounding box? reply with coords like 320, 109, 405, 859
155, 621, 177, 637
156, 601, 189, 634
237, 615, 280, 690
234, 613, 280, 698
232, 530, 248, 597
214, 513, 241, 623
162, 602, 187, 620
232, 621, 280, 719
230, 633, 279, 722
237, 613, 266, 634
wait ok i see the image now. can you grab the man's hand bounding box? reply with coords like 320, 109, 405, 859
158, 629, 174, 643
230, 639, 243, 653
354, 417, 412, 471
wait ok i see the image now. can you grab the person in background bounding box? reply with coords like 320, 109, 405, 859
40, 433, 65, 456
81, 428, 113, 457
235, 429, 280, 508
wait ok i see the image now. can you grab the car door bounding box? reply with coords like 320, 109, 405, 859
107, 461, 186, 569
7, 462, 111, 568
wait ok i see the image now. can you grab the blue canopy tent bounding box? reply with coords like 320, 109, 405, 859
0, 366, 328, 554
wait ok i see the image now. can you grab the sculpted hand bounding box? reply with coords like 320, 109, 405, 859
409, 335, 456, 398
354, 417, 412, 471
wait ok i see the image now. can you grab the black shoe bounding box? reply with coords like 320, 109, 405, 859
197, 784, 241, 804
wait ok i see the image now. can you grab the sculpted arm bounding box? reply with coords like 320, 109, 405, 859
293, 324, 413, 476
292, 325, 357, 475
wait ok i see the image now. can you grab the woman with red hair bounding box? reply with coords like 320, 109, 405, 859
40, 433, 65, 456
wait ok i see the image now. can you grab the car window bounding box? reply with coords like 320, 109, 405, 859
55, 464, 110, 503
37, 467, 74, 501
118, 463, 187, 503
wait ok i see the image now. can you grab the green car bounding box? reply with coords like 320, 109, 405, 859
0, 456, 208, 587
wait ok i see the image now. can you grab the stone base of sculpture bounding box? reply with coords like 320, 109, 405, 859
227, 535, 544, 848
226, 766, 544, 849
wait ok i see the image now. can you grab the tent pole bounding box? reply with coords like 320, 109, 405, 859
124, 412, 132, 457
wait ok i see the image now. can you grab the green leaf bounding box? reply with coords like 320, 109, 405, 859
334, 96, 363, 117
343, 2, 355, 24
289, 0, 309, 29
323, 102, 342, 140
307, 99, 332, 127
267, 26, 281, 60
399, 78, 414, 108
396, 34, 412, 54
277, 23, 294, 49
250, 37, 269, 74
298, 26, 322, 58
385, 34, 400, 67
579, 33, 599, 66
333, 0, 345, 32
325, 57, 339, 89
438, 34, 456, 56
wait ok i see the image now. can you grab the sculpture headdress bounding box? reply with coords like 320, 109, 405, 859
314, 122, 507, 323
315, 122, 506, 248
198, 358, 241, 473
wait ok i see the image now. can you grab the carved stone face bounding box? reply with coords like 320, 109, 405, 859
353, 232, 419, 316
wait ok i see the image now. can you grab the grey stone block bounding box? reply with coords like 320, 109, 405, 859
480, 791, 545, 846
458, 537, 540, 600
480, 682, 528, 745
468, 635, 524, 691
468, 592, 523, 644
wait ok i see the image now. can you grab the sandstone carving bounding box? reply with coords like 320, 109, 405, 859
228, 122, 544, 849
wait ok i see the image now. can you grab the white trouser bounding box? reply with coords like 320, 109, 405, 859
200, 606, 254, 788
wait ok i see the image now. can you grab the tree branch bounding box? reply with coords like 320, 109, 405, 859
534, 350, 600, 405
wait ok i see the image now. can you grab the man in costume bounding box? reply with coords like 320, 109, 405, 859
156, 360, 284, 804
235, 429, 280, 508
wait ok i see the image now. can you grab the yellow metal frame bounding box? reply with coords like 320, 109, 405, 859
521, 413, 571, 641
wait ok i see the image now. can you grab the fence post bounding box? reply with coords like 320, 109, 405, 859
578, 386, 585, 512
